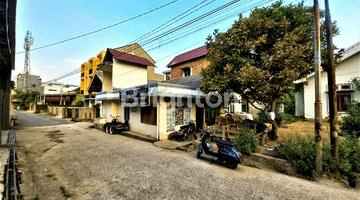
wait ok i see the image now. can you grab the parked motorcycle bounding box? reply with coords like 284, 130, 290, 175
102, 115, 130, 134
197, 130, 243, 169
173, 120, 197, 141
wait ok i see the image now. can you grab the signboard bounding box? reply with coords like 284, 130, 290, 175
120, 85, 149, 107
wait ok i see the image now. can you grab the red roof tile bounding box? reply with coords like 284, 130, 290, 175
167, 45, 207, 67
108, 48, 155, 67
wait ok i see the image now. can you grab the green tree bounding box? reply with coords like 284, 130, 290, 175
75, 94, 83, 104
201, 1, 340, 140
11, 89, 40, 110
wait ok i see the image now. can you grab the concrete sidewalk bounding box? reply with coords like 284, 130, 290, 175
154, 139, 201, 152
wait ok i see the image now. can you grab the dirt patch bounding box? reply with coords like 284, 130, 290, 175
267, 121, 330, 146
267, 120, 331, 146
46, 130, 65, 143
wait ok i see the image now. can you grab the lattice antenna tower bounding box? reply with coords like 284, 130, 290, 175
23, 30, 34, 91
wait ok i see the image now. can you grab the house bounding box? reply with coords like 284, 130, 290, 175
42, 82, 78, 94
94, 46, 204, 140
0, 0, 16, 130
84, 44, 164, 107
16, 74, 42, 93
165, 45, 256, 119
295, 41, 360, 119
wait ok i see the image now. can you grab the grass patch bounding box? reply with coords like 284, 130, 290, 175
17, 193, 24, 200
60, 186, 71, 198
278, 113, 298, 124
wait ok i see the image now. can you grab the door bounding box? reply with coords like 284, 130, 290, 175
196, 106, 203, 131
124, 107, 130, 121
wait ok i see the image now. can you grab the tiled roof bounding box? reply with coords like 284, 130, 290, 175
108, 48, 156, 67
167, 46, 207, 67
164, 75, 202, 89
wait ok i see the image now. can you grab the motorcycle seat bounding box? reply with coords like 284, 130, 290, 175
215, 139, 235, 148
180, 125, 189, 129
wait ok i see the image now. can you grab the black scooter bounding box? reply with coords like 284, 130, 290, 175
102, 115, 130, 134
197, 130, 243, 169
173, 120, 197, 141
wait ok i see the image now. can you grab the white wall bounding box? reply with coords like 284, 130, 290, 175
127, 106, 157, 138
112, 59, 148, 89
302, 52, 360, 119
62, 85, 78, 92
101, 100, 119, 122
295, 92, 304, 116
43, 83, 62, 94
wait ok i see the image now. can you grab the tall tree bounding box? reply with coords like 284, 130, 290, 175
201, 1, 340, 140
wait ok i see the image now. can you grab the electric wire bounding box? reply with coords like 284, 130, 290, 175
16, 0, 181, 54
45, 0, 248, 82
129, 0, 214, 45
47, 0, 272, 82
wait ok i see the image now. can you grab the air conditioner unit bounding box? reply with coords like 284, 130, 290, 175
326, 83, 355, 92
338, 83, 355, 91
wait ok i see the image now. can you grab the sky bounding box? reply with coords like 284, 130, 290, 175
13, 0, 360, 86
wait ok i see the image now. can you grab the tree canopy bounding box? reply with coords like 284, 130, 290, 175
201, 1, 340, 139
11, 89, 40, 110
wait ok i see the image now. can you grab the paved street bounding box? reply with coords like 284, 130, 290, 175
12, 110, 73, 127
13, 112, 360, 199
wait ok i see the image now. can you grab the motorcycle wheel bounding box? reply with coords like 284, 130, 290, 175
109, 127, 115, 135
226, 159, 238, 169
106, 126, 110, 134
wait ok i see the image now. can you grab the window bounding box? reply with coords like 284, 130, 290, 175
31, 84, 36, 87
337, 94, 351, 112
242, 105, 248, 113
81, 73, 84, 78
182, 67, 191, 77
49, 89, 57, 92
230, 105, 235, 113
141, 105, 157, 125
89, 69, 93, 75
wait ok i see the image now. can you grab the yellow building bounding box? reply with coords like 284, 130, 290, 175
80, 50, 106, 96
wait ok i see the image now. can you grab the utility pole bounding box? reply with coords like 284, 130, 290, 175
324, 0, 339, 179
23, 30, 34, 91
313, 0, 322, 175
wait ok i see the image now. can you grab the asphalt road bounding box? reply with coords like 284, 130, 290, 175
14, 122, 360, 200
12, 110, 73, 127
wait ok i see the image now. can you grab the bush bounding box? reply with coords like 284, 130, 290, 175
278, 113, 298, 124
278, 139, 316, 176
340, 101, 360, 137
338, 134, 360, 173
278, 136, 360, 177
322, 143, 334, 172
75, 101, 84, 107
257, 112, 270, 123
234, 129, 259, 155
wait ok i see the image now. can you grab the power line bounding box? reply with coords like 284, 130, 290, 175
46, 0, 242, 82
130, 0, 214, 45
16, 0, 181, 54
141, 0, 241, 47
47, 0, 271, 82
